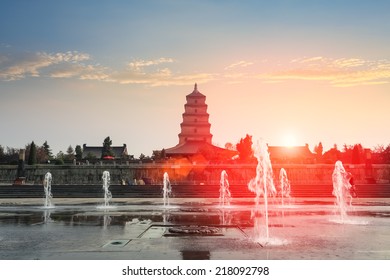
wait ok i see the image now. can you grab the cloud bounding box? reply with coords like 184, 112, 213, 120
333, 58, 366, 68
258, 56, 390, 87
109, 57, 216, 86
0, 52, 52, 80
225, 60, 254, 70
112, 66, 215, 87
296, 56, 325, 63
128, 58, 174, 70
152, 72, 215, 87
0, 51, 91, 81
2, 50, 389, 88
49, 63, 109, 81
0, 51, 215, 86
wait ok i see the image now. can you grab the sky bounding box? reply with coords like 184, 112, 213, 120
1, 0, 390, 157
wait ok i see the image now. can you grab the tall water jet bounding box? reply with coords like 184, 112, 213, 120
219, 170, 231, 207
248, 140, 276, 242
102, 171, 112, 208
43, 172, 54, 208
43, 209, 52, 223
332, 160, 353, 222
103, 215, 112, 228
279, 168, 291, 207
163, 172, 172, 207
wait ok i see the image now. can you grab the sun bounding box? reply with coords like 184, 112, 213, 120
283, 133, 297, 147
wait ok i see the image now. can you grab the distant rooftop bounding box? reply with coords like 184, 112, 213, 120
82, 144, 128, 160
268, 145, 315, 163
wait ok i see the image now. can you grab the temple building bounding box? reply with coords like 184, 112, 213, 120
165, 84, 231, 160
164, 83, 315, 164
82, 143, 129, 160
268, 145, 316, 164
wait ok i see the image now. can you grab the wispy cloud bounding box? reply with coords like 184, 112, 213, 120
258, 56, 390, 87
2, 50, 390, 88
225, 60, 254, 70
0, 51, 215, 86
112, 66, 215, 87
294, 56, 324, 64
0, 51, 92, 81
128, 58, 174, 71
332, 58, 366, 68
111, 57, 215, 86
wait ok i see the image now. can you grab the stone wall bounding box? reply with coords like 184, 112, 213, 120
0, 163, 389, 185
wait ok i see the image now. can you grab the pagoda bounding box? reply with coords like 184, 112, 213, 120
165, 84, 228, 158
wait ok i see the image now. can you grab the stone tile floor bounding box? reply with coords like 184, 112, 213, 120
0, 197, 389, 260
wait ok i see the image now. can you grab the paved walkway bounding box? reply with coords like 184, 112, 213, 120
0, 197, 389, 260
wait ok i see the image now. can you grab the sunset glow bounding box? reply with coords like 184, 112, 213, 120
283, 134, 298, 147
0, 1, 389, 156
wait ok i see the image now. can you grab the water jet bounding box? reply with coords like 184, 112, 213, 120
163, 172, 172, 207
43, 172, 54, 208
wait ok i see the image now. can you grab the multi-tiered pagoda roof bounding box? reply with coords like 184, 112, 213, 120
165, 84, 229, 157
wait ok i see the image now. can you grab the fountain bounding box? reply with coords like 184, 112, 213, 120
219, 170, 231, 207
0, 162, 386, 260
102, 171, 112, 208
103, 215, 112, 228
163, 172, 172, 207
219, 170, 232, 226
332, 160, 353, 222
279, 168, 291, 207
43, 172, 54, 208
43, 209, 52, 223
248, 140, 277, 243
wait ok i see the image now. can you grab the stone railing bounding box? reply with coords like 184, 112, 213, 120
0, 163, 389, 185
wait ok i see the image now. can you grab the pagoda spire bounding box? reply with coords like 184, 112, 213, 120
176, 84, 213, 144
164, 84, 232, 158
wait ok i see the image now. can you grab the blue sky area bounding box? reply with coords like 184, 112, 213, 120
1, 0, 389, 157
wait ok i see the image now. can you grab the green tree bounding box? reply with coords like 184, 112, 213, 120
36, 146, 47, 163
85, 152, 97, 161
42, 141, 53, 160
314, 142, 323, 163
28, 141, 37, 165
65, 145, 75, 161
236, 134, 253, 162
351, 144, 361, 164
152, 149, 167, 161
0, 145, 4, 160
75, 145, 83, 161
2, 147, 19, 164
384, 144, 390, 163
55, 151, 65, 165
0, 145, 9, 164
322, 144, 342, 164
102, 136, 114, 158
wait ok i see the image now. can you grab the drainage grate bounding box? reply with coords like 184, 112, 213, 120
166, 226, 222, 236
138, 224, 248, 239
102, 239, 130, 248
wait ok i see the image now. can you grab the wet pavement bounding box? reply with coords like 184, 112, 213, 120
0, 197, 389, 260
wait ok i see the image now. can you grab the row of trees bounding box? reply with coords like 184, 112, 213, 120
0, 137, 119, 165
1, 135, 390, 165
227, 134, 390, 164
0, 141, 83, 165
314, 142, 390, 164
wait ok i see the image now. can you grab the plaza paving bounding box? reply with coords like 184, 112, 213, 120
0, 197, 389, 260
